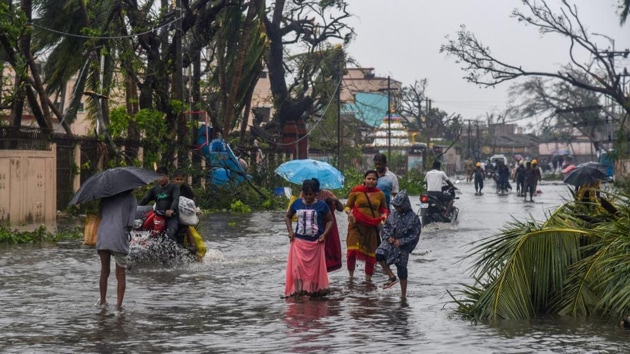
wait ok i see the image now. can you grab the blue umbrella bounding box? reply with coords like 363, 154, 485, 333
275, 159, 344, 189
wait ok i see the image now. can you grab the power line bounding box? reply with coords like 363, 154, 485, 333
28, 15, 184, 40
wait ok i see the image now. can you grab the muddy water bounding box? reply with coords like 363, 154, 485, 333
0, 181, 628, 353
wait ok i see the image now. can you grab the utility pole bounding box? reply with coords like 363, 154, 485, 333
476, 121, 480, 161
337, 61, 342, 171
425, 98, 432, 168
592, 32, 630, 150
467, 120, 472, 159
387, 76, 392, 162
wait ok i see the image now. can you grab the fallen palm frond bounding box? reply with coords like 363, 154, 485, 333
450, 191, 628, 322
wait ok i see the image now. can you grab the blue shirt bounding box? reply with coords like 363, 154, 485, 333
289, 198, 330, 242
377, 168, 399, 208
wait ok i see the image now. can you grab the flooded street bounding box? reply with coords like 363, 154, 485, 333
1, 180, 628, 353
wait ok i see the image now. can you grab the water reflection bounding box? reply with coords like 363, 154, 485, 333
284, 297, 340, 352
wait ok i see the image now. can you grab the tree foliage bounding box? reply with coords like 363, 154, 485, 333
440, 0, 630, 153
261, 0, 353, 136
509, 69, 607, 150
0, 0, 356, 171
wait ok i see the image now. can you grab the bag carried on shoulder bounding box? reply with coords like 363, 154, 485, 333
178, 196, 199, 226
83, 215, 101, 245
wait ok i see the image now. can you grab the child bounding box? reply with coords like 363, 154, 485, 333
375, 190, 421, 299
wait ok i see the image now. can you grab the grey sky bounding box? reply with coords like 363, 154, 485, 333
344, 0, 629, 122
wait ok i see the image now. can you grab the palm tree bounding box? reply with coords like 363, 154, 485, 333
450, 188, 629, 322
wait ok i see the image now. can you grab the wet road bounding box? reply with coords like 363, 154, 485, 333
0, 180, 628, 353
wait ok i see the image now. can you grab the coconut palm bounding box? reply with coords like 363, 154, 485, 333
450, 187, 628, 322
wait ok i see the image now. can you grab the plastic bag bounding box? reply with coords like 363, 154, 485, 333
179, 196, 199, 226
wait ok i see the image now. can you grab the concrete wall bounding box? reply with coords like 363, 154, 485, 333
0, 149, 56, 226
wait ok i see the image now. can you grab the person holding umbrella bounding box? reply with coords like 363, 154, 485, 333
284, 179, 333, 297
300, 178, 343, 273
96, 189, 137, 311
68, 166, 162, 310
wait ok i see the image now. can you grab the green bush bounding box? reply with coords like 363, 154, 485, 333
195, 180, 284, 212
0, 224, 82, 244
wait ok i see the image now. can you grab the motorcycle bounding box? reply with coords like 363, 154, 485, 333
133, 206, 167, 236
418, 185, 459, 225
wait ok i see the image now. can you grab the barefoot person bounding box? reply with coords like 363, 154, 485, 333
375, 190, 421, 299
300, 178, 343, 272
344, 170, 388, 282
96, 189, 137, 310
284, 179, 333, 297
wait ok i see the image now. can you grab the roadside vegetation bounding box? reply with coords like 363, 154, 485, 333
0, 224, 82, 244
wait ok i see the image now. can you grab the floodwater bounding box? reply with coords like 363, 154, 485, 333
1, 180, 628, 353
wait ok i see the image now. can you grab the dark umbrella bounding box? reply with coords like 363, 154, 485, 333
68, 167, 162, 205
563, 162, 608, 187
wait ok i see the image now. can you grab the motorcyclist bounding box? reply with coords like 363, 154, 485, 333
424, 160, 457, 219
138, 167, 180, 242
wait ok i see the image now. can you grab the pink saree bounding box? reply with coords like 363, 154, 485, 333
285, 238, 329, 297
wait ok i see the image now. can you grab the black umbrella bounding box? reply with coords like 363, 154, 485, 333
563, 162, 608, 187
68, 167, 162, 205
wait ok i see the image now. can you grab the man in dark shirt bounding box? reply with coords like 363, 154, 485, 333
138, 167, 180, 241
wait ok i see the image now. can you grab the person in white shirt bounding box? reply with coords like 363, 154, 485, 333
424, 160, 457, 218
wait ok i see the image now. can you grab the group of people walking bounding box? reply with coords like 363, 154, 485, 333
468, 158, 542, 201
284, 154, 421, 299
513, 160, 543, 202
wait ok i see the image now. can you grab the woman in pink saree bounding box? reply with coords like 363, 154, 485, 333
284, 179, 333, 297
300, 178, 343, 273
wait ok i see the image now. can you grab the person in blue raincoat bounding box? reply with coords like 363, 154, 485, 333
375, 190, 421, 299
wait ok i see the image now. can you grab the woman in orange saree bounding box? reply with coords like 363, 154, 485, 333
343, 170, 388, 282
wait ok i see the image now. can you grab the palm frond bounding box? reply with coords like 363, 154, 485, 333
451, 189, 630, 322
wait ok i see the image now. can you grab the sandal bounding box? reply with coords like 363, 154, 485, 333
383, 276, 398, 289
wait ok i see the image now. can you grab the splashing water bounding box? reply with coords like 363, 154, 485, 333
128, 231, 197, 269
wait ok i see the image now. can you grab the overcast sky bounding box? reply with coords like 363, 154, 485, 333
343, 0, 630, 123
